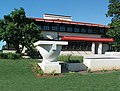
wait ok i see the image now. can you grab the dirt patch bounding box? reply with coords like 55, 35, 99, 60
35, 73, 64, 78
79, 70, 120, 75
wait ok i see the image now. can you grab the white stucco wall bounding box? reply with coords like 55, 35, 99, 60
2, 50, 16, 53
84, 58, 120, 71
60, 51, 93, 56
41, 31, 110, 55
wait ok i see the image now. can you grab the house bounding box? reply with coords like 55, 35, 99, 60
2, 14, 114, 56
31, 14, 113, 55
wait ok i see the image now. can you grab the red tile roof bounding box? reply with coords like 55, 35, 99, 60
29, 17, 110, 28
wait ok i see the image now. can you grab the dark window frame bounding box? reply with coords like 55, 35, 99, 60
74, 27, 80, 32
36, 21, 106, 34
62, 41, 92, 51
60, 26, 66, 31
67, 26, 73, 32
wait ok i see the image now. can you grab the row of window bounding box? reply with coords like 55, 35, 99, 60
62, 41, 92, 51
38, 25, 105, 34
2, 43, 15, 50
3, 41, 91, 51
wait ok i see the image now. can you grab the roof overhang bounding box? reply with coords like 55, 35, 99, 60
28, 17, 110, 28
61, 36, 114, 42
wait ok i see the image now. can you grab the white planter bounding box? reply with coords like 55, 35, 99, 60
84, 58, 120, 71
66, 63, 87, 71
105, 52, 120, 57
38, 62, 61, 73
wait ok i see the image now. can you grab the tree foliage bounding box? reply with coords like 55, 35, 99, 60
106, 0, 120, 51
0, 8, 43, 53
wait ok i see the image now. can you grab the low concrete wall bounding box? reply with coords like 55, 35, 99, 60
83, 58, 120, 71
66, 63, 87, 71
60, 51, 93, 56
2, 50, 16, 53
105, 52, 120, 57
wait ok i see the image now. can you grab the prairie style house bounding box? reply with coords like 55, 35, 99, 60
3, 14, 114, 56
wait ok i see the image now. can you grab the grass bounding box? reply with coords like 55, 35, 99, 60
0, 59, 120, 91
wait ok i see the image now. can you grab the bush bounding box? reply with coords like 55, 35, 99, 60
27, 49, 42, 59
58, 55, 83, 63
31, 63, 44, 76
0, 52, 7, 59
0, 52, 22, 59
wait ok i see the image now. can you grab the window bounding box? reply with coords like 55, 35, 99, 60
74, 27, 79, 32
67, 27, 73, 32
60, 26, 66, 31
62, 41, 92, 51
81, 28, 87, 33
51, 26, 58, 31
2, 43, 15, 50
93, 28, 100, 33
43, 26, 50, 30
38, 25, 42, 30
88, 28, 93, 33
100, 28, 104, 33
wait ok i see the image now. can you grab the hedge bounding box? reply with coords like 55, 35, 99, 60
58, 55, 83, 63
0, 52, 22, 59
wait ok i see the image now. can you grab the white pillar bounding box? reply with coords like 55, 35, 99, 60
91, 42, 95, 54
98, 43, 102, 54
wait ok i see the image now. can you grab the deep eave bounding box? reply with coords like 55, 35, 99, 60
28, 17, 110, 28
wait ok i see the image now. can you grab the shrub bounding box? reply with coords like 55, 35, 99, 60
13, 53, 22, 59
0, 52, 8, 59
7, 53, 15, 59
27, 49, 42, 59
50, 70, 58, 76
31, 63, 44, 76
0, 52, 22, 59
58, 55, 83, 63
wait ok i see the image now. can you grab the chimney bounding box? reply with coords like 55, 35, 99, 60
43, 14, 72, 21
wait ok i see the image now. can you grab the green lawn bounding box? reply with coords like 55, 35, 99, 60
0, 59, 120, 91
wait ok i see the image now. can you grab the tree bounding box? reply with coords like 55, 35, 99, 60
0, 8, 43, 54
106, 0, 120, 51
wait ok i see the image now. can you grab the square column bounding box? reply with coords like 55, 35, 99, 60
98, 43, 102, 54
91, 42, 95, 54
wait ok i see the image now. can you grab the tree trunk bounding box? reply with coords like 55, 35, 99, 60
15, 44, 21, 54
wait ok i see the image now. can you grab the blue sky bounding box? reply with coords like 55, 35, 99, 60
0, 0, 111, 49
